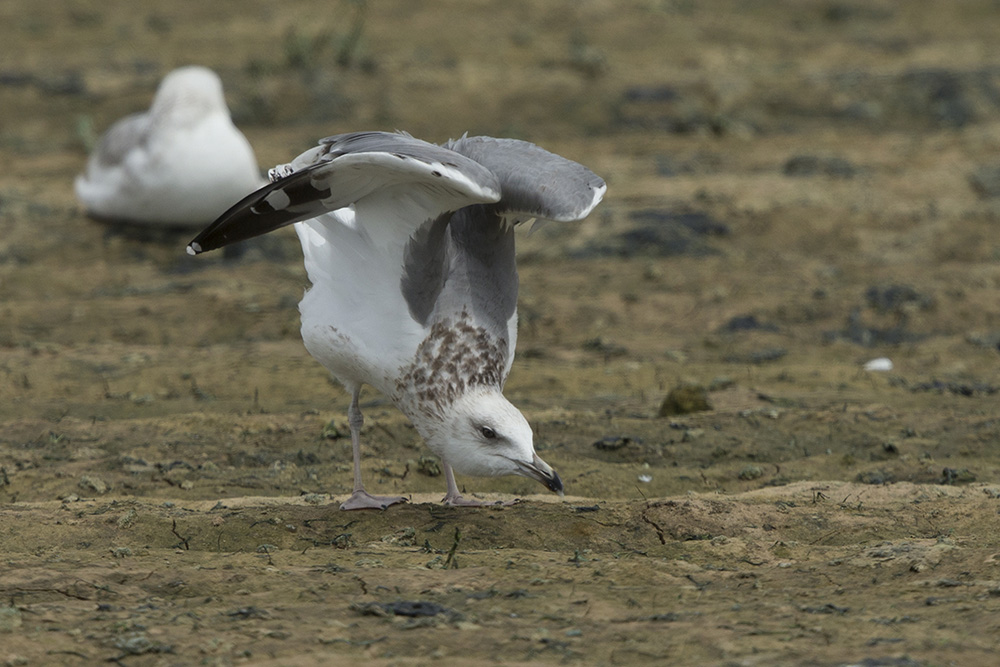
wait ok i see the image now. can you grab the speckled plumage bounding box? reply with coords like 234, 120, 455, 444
189, 131, 605, 509
395, 312, 509, 420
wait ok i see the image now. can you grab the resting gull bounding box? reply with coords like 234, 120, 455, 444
75, 66, 263, 228
187, 131, 606, 509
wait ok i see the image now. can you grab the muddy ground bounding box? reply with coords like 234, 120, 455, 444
3, 1, 1000, 665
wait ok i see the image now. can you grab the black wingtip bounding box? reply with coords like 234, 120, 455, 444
187, 166, 331, 254
186, 184, 282, 254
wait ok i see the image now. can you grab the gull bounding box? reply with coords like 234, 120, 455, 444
75, 66, 263, 228
187, 131, 606, 509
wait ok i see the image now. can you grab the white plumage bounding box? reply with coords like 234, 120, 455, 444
189, 131, 605, 509
75, 66, 263, 227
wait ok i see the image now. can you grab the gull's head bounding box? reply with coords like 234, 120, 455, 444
151, 66, 228, 124
420, 389, 563, 495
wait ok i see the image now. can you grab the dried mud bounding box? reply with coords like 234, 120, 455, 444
3, 1, 1000, 665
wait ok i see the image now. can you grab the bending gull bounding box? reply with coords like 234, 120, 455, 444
188, 131, 606, 509
75, 66, 263, 228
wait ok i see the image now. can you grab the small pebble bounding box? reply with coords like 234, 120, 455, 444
863, 357, 894, 372
638, 474, 653, 483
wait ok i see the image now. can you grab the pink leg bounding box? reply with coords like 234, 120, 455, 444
339, 388, 407, 511
441, 463, 517, 507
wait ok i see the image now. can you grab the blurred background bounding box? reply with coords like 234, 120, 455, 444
3, 0, 1000, 493
4, 1, 1000, 663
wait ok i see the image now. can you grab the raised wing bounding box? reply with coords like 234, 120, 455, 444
445, 135, 606, 223
187, 131, 501, 254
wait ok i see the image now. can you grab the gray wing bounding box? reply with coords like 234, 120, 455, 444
90, 112, 152, 168
402, 136, 606, 334
400, 204, 519, 335
447, 206, 518, 334
188, 131, 501, 254
445, 135, 606, 223
272, 131, 503, 216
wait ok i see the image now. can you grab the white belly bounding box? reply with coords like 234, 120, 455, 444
295, 214, 427, 396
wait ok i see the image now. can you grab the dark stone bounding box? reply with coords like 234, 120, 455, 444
581, 337, 628, 358
593, 435, 642, 451
384, 601, 449, 617
719, 315, 779, 333
575, 209, 729, 259
827, 307, 925, 347
227, 606, 270, 620
856, 470, 893, 485
629, 209, 730, 236
352, 600, 459, 619
613, 85, 737, 135
36, 70, 86, 96
908, 380, 999, 397
801, 603, 849, 614
864, 284, 932, 313
941, 467, 977, 485
842, 658, 923, 667
902, 68, 975, 128
0, 70, 35, 87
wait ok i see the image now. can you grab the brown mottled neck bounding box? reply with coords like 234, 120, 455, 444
395, 311, 508, 420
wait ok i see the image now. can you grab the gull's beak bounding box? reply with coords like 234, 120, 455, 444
514, 453, 564, 496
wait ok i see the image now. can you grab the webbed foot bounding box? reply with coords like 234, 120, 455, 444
339, 490, 408, 511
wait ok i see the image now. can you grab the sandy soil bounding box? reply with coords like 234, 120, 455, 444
3, 1, 1000, 665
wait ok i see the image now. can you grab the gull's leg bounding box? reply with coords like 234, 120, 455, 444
441, 462, 517, 507
339, 388, 407, 511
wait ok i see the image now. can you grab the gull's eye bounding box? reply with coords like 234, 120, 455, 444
479, 426, 497, 440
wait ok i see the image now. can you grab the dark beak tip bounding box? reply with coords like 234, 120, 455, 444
547, 469, 564, 495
